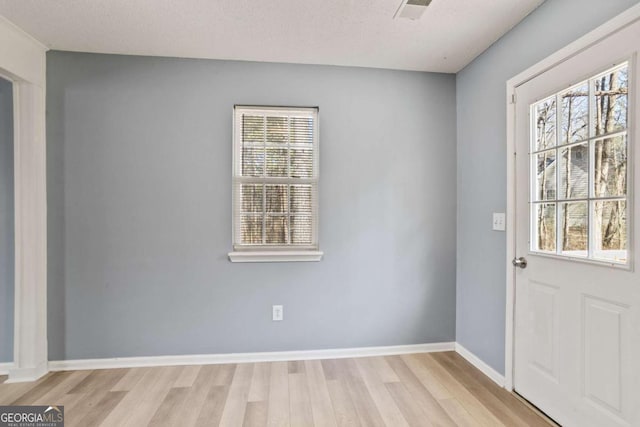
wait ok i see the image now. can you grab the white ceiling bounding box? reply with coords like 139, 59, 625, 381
0, 0, 544, 73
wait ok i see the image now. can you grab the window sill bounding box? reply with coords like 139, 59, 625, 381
228, 251, 324, 263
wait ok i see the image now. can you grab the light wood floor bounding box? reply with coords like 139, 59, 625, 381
0, 352, 552, 426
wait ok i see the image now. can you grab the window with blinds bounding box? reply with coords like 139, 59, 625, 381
232, 106, 319, 254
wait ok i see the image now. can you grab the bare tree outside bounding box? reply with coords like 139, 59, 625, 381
532, 64, 628, 262
237, 112, 315, 247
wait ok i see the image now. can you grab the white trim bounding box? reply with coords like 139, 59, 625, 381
507, 4, 640, 89
0, 15, 47, 52
455, 343, 505, 387
0, 362, 15, 376
505, 3, 640, 392
231, 106, 321, 256
48, 342, 455, 371
0, 16, 47, 88
0, 17, 49, 383
228, 250, 323, 263
5, 362, 48, 383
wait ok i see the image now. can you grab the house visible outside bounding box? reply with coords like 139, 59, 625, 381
533, 64, 628, 262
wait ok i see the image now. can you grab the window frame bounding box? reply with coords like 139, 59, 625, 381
528, 61, 632, 267
228, 105, 323, 263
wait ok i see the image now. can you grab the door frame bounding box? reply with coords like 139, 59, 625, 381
0, 15, 49, 382
505, 3, 640, 392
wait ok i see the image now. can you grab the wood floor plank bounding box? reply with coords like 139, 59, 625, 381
244, 401, 269, 427
337, 358, 385, 427
439, 398, 481, 427
385, 355, 456, 427
176, 365, 225, 427
438, 352, 551, 427
48, 391, 87, 425
0, 373, 56, 405
193, 364, 237, 427
354, 357, 408, 427
12, 371, 74, 405
368, 356, 400, 383
65, 369, 129, 427
266, 361, 290, 427
288, 360, 305, 374
147, 387, 191, 427
305, 360, 338, 427
99, 366, 180, 427
173, 365, 202, 388
321, 359, 340, 381
386, 381, 434, 427
218, 362, 254, 427
69, 369, 128, 395
213, 364, 238, 386
32, 370, 94, 405
0, 352, 552, 427
110, 367, 149, 392
325, 379, 361, 427
402, 353, 452, 400
73, 391, 127, 427
194, 385, 231, 427
431, 352, 527, 426
417, 353, 506, 427
289, 372, 314, 427
248, 362, 271, 403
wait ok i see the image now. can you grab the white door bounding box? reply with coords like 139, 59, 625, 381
513, 19, 640, 427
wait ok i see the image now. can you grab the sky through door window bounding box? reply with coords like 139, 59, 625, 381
531, 62, 630, 264
232, 106, 319, 251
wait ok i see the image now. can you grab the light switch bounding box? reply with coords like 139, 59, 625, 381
493, 213, 506, 231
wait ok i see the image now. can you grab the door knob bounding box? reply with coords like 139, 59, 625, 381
512, 257, 527, 269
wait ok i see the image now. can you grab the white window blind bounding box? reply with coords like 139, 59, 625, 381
232, 106, 319, 254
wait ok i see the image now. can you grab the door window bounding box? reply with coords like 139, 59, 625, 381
531, 63, 629, 264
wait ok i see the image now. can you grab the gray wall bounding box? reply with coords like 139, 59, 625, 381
47, 52, 457, 360
456, 0, 639, 374
0, 77, 13, 363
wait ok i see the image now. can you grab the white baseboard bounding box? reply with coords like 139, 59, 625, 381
5, 362, 48, 383
6, 342, 504, 390
0, 362, 14, 376
49, 342, 456, 371
455, 343, 505, 387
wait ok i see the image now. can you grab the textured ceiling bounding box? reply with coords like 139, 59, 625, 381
0, 0, 544, 72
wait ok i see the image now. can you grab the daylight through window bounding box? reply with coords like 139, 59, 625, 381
531, 62, 629, 264
232, 106, 319, 250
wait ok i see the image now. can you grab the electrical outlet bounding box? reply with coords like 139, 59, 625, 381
493, 213, 506, 231
272, 305, 283, 321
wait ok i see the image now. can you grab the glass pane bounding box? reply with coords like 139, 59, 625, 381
291, 148, 313, 178
240, 215, 263, 244
535, 150, 556, 201
291, 216, 313, 244
593, 200, 627, 263
242, 147, 264, 177
266, 147, 288, 177
265, 216, 288, 244
266, 116, 288, 143
559, 143, 588, 199
534, 203, 556, 253
290, 117, 314, 144
561, 82, 589, 144
560, 202, 587, 256
593, 65, 628, 136
594, 136, 627, 198
266, 185, 288, 213
243, 115, 264, 143
241, 184, 263, 213
534, 97, 556, 151
290, 185, 312, 214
